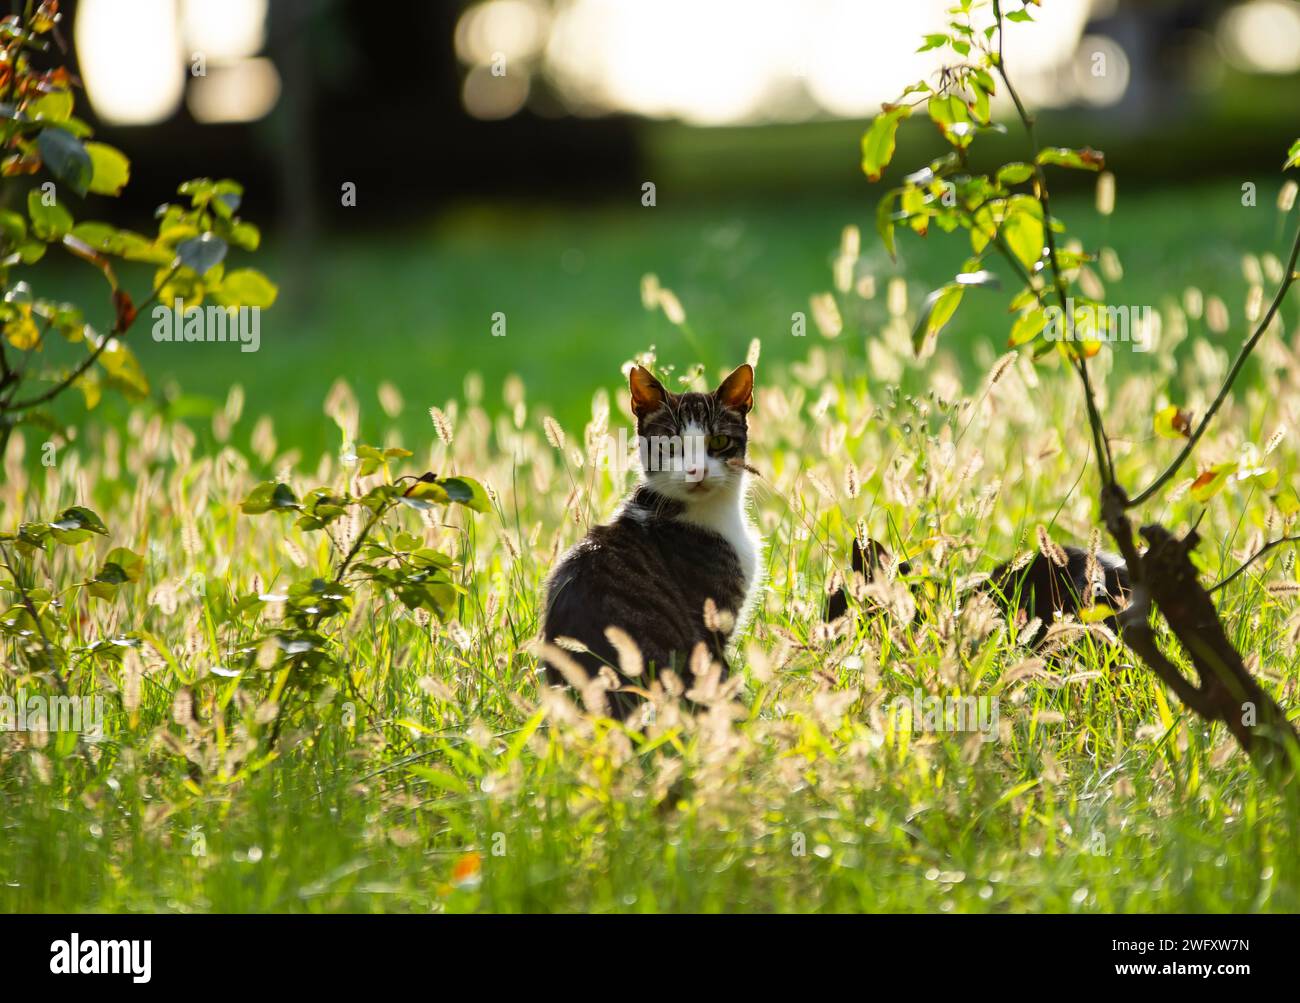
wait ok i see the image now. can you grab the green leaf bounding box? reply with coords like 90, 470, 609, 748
970, 201, 1000, 255
213, 268, 277, 308
296, 488, 350, 531
1236, 445, 1278, 491
876, 190, 900, 259
404, 478, 451, 505
1153, 405, 1191, 440
861, 106, 911, 183
227, 221, 260, 251
0, 208, 26, 245
1036, 147, 1105, 171
85, 142, 131, 196
355, 444, 386, 478
901, 184, 929, 235
408, 765, 469, 795
176, 233, 228, 276
927, 94, 973, 149
3, 306, 40, 350
14, 239, 45, 263
27, 188, 72, 241
996, 162, 1035, 186
70, 222, 167, 263
90, 547, 144, 599
911, 284, 963, 355
29, 90, 73, 123
49, 506, 109, 544
1284, 139, 1300, 170
97, 337, 150, 400
36, 127, 93, 196
968, 78, 990, 124
1001, 195, 1045, 270
1007, 286, 1040, 311
241, 481, 301, 514
441, 476, 490, 513
1190, 463, 1237, 503
1008, 307, 1047, 346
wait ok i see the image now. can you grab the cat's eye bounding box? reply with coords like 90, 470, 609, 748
706, 434, 732, 453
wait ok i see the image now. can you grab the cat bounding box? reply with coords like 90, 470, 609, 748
541, 363, 763, 717
825, 536, 1130, 644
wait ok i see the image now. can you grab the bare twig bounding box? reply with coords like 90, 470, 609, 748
1129, 223, 1300, 508
1209, 534, 1300, 594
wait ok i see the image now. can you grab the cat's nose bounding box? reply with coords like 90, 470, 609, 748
684, 464, 705, 482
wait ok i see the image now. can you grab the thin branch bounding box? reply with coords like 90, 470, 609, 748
991, 0, 1114, 488
1129, 221, 1300, 507
1209, 534, 1300, 594
3, 265, 179, 413
266, 499, 394, 751
0, 315, 52, 409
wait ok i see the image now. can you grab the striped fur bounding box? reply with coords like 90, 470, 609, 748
542, 365, 762, 716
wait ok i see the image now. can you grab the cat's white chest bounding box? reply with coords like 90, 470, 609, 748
678, 483, 764, 613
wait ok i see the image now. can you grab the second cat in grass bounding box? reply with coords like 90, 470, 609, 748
541, 363, 763, 717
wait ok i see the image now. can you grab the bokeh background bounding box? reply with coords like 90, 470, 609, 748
39, 0, 1300, 456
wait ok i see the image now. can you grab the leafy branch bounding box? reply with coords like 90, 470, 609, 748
859, 0, 1300, 779
1128, 225, 1300, 506
0, 1, 277, 456
241, 460, 490, 755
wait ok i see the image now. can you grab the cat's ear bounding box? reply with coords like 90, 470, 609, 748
715, 364, 754, 414
629, 365, 668, 418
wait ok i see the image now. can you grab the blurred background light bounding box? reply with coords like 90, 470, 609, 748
181, 0, 268, 62
455, 0, 550, 64
187, 57, 282, 124
77, 0, 185, 125
463, 64, 532, 120
1072, 34, 1131, 106
1219, 0, 1300, 74
502, 0, 1101, 124
801, 0, 946, 117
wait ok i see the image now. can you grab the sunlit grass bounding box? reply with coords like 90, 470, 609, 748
3, 207, 1300, 914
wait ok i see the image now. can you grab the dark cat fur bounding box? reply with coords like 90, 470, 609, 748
542, 364, 761, 717
826, 537, 1130, 643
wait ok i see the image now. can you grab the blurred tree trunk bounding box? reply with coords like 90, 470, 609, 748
268, 0, 318, 315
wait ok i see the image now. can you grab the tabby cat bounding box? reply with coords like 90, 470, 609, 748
541, 363, 762, 717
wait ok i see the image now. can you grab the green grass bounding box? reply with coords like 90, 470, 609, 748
4, 180, 1300, 913
30, 177, 1293, 459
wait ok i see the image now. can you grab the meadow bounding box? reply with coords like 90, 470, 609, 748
3, 165, 1300, 912
29, 176, 1281, 449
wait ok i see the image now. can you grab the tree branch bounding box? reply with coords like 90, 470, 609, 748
2, 265, 179, 413
1209, 534, 1300, 594
1129, 222, 1300, 507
